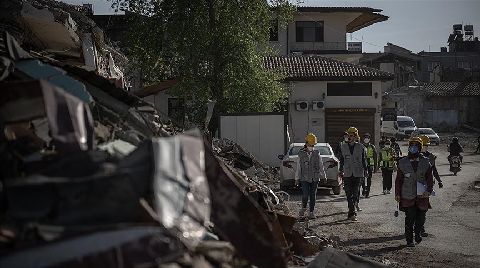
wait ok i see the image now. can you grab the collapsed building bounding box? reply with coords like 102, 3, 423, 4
0, 1, 387, 267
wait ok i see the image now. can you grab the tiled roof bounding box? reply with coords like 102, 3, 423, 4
422, 82, 480, 96
297, 6, 383, 13
263, 55, 394, 81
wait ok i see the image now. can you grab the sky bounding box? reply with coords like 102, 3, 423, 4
61, 0, 480, 53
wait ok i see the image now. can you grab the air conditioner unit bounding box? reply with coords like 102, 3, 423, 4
295, 101, 309, 111
312, 101, 325, 110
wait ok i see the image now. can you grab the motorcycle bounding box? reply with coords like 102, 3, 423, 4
449, 155, 461, 176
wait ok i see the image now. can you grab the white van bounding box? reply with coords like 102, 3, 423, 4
381, 116, 417, 140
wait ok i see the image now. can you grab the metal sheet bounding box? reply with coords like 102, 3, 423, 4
204, 142, 288, 268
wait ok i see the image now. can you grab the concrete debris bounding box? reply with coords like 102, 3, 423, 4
0, 1, 385, 267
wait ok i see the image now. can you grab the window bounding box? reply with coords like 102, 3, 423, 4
168, 98, 185, 124
296, 21, 324, 42
397, 120, 414, 127
427, 62, 440, 72
289, 146, 332, 156
327, 83, 372, 96
269, 19, 278, 41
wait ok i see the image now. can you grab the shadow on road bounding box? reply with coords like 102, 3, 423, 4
354, 244, 408, 257
341, 234, 405, 247
310, 218, 357, 228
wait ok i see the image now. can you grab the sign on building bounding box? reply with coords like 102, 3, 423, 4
348, 42, 362, 52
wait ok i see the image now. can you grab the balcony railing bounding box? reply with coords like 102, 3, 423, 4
290, 41, 362, 54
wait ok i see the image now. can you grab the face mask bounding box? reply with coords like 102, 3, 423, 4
364, 138, 370, 143
307, 146, 314, 152
408, 145, 419, 154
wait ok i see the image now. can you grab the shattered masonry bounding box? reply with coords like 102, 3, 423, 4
0, 1, 387, 268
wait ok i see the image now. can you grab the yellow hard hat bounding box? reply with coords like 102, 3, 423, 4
409, 136, 423, 149
346, 126, 358, 135
305, 133, 317, 146
419, 135, 430, 146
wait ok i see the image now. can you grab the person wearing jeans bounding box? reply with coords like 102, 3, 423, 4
339, 127, 368, 221
295, 133, 326, 219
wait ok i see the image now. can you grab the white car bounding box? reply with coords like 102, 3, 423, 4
278, 143, 342, 195
410, 128, 440, 145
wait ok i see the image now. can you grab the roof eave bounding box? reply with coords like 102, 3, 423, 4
283, 76, 394, 82
347, 13, 389, 33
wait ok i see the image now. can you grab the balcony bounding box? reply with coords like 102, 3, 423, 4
290, 42, 362, 55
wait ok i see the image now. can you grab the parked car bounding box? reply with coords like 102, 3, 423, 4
381, 115, 417, 140
278, 143, 342, 195
410, 128, 440, 145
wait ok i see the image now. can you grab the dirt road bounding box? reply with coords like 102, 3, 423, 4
286, 143, 480, 267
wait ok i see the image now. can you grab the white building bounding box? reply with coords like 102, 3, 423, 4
269, 6, 388, 63
263, 55, 393, 146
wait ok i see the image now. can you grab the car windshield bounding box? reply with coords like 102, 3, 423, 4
398, 120, 415, 127
420, 129, 435, 134
289, 146, 332, 156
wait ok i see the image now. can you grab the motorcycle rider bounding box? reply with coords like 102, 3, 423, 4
361, 133, 377, 198
447, 137, 463, 163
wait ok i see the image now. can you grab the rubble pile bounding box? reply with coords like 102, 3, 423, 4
213, 138, 280, 182
0, 1, 387, 267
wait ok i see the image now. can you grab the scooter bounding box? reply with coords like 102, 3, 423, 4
449, 156, 461, 176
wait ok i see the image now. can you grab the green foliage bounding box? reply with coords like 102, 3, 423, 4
110, 0, 294, 129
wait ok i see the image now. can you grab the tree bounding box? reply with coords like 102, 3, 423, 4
111, 0, 294, 132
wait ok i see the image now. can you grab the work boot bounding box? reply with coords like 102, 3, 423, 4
298, 208, 306, 218
308, 211, 316, 219
415, 234, 422, 244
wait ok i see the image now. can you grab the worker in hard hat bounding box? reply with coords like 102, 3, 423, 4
418, 135, 442, 238
339, 127, 368, 221
379, 139, 396, 194
395, 137, 434, 247
361, 133, 377, 198
295, 133, 327, 219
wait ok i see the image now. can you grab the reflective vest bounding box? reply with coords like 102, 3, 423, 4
340, 142, 365, 178
398, 156, 431, 199
380, 148, 394, 170
366, 144, 375, 166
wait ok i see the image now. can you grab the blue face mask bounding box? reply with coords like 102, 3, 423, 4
408, 145, 419, 154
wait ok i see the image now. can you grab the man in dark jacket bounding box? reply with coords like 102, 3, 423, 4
448, 137, 463, 163
395, 137, 434, 247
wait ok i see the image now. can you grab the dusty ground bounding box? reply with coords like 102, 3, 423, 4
284, 135, 480, 267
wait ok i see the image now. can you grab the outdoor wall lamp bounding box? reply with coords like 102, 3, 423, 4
322, 93, 326, 99
374, 92, 378, 99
